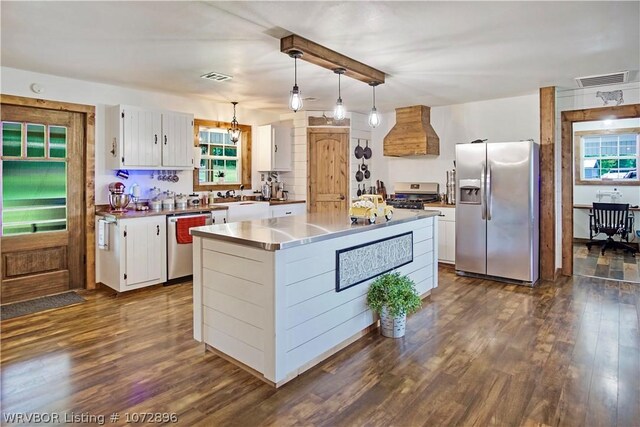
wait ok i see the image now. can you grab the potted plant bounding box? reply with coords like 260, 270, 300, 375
366, 271, 422, 338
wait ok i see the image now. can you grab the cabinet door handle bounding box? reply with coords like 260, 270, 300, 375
438, 214, 445, 217
164, 135, 167, 145
157, 225, 160, 235
154, 134, 158, 145
212, 217, 215, 224
275, 144, 278, 153
223, 218, 227, 223
285, 211, 292, 215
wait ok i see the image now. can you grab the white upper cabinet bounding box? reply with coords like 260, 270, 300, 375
256, 123, 293, 172
106, 105, 194, 170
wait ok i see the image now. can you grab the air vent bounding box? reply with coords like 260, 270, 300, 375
575, 71, 628, 88
200, 71, 233, 82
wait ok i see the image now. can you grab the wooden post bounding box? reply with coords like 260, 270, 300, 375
539, 87, 557, 281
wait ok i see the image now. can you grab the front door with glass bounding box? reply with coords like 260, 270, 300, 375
1, 105, 85, 303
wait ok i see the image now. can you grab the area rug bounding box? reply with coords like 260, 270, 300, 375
1, 292, 85, 320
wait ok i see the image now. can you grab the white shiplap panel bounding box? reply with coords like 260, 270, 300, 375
203, 286, 265, 328
204, 326, 264, 373
286, 294, 368, 351
286, 270, 334, 307
285, 253, 335, 285
203, 269, 267, 307
286, 310, 375, 370
202, 239, 273, 263
204, 307, 264, 351
286, 278, 369, 327
202, 250, 270, 285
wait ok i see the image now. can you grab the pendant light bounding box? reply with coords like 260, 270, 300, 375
368, 82, 380, 128
288, 50, 303, 112
333, 68, 346, 120
228, 101, 241, 144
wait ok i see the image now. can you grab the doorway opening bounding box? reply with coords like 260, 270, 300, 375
561, 104, 640, 282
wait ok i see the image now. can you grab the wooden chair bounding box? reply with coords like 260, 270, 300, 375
587, 202, 637, 256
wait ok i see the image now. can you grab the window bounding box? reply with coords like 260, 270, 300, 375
192, 119, 251, 191
198, 127, 241, 184
2, 121, 68, 235
576, 128, 639, 184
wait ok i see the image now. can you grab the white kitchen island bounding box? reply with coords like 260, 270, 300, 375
190, 210, 439, 387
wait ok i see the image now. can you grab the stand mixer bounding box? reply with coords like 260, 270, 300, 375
108, 182, 130, 212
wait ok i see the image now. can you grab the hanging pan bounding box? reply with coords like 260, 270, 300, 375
364, 168, 371, 180
354, 139, 364, 159
363, 140, 372, 159
357, 184, 362, 197
356, 169, 364, 182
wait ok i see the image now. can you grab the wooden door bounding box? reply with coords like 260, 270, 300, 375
307, 128, 349, 214
1, 105, 85, 303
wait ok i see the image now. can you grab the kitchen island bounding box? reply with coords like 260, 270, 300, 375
190, 210, 439, 387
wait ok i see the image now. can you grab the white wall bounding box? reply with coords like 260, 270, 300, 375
557, 82, 640, 257
370, 93, 540, 196
1, 67, 280, 204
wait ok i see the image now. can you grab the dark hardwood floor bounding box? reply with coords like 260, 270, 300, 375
1, 267, 639, 426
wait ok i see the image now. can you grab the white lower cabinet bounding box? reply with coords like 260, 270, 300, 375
435, 207, 456, 264
211, 210, 228, 224
96, 215, 167, 292
270, 203, 306, 218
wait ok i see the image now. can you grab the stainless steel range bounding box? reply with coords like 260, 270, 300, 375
387, 182, 440, 209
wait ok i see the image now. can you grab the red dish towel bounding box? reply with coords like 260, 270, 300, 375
176, 216, 207, 244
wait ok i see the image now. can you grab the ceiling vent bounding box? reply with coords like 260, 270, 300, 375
200, 71, 232, 82
575, 71, 628, 88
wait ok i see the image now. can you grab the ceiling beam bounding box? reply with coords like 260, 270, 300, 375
280, 34, 386, 85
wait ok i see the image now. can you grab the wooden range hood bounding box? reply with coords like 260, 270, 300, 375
383, 105, 440, 157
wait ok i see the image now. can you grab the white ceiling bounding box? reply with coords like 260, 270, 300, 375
1, 1, 639, 114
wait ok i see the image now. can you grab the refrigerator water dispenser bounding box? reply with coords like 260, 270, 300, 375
459, 179, 481, 204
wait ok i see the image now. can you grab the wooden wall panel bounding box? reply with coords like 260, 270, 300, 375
539, 87, 556, 281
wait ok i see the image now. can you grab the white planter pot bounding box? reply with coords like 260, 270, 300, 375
379, 306, 406, 338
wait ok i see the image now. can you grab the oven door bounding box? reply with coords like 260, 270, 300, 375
166, 213, 212, 280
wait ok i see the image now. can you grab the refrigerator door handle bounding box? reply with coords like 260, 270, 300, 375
486, 161, 492, 221
480, 162, 486, 220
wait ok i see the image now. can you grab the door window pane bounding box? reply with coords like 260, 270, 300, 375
2, 122, 22, 157
26, 124, 46, 158
49, 126, 67, 158
2, 161, 67, 235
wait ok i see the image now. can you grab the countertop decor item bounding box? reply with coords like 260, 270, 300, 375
366, 271, 421, 338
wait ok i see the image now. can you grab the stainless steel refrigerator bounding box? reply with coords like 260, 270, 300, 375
455, 140, 539, 285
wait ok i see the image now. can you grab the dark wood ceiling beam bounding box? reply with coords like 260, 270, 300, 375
280, 34, 386, 85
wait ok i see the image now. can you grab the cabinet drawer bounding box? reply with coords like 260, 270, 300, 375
270, 203, 306, 218
433, 207, 455, 222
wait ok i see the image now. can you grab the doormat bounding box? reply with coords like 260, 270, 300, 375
1, 292, 85, 321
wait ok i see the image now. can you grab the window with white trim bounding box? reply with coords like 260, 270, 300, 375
579, 131, 639, 182
197, 127, 241, 185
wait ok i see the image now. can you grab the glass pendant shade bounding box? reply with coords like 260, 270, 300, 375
333, 68, 346, 120
334, 98, 346, 121
368, 107, 380, 128
368, 82, 381, 128
288, 50, 303, 112
289, 85, 303, 112
228, 102, 241, 144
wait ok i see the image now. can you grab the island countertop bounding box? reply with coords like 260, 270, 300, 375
190, 209, 439, 251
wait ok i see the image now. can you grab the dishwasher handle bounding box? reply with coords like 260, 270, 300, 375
167, 214, 211, 223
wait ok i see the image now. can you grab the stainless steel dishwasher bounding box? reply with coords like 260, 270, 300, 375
166, 211, 213, 280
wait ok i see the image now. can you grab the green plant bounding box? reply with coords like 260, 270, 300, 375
366, 271, 422, 317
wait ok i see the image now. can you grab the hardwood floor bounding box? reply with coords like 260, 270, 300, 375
574, 243, 640, 283
1, 268, 639, 426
